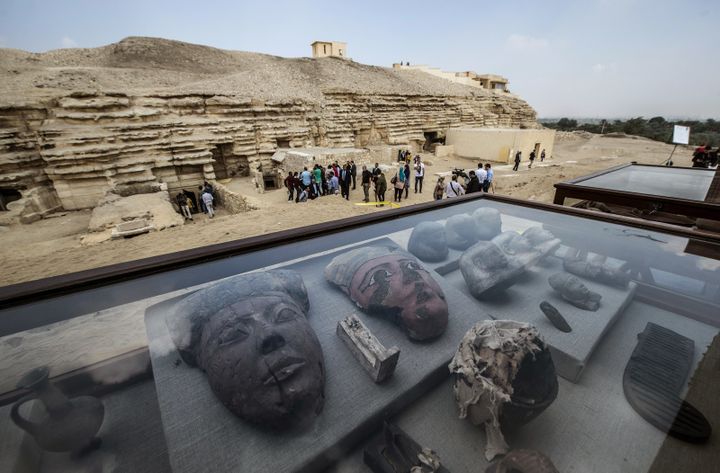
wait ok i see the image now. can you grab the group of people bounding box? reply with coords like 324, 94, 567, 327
284, 156, 428, 206
691, 144, 719, 168
284, 161, 358, 203
389, 154, 426, 202
433, 162, 494, 200
174, 181, 216, 221
513, 148, 546, 171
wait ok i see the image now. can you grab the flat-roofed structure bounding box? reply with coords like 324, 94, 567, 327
446, 127, 555, 164
456, 72, 509, 90
311, 40, 347, 58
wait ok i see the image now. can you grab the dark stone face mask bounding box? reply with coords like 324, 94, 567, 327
166, 270, 325, 430
325, 247, 448, 341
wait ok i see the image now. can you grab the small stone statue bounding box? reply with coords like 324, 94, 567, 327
449, 321, 558, 461
472, 207, 503, 240
325, 246, 448, 341
548, 272, 602, 311
165, 270, 325, 430
445, 214, 482, 250
563, 255, 631, 288
407, 221, 449, 262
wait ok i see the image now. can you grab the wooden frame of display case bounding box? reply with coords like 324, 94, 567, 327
553, 163, 720, 221
1, 192, 719, 405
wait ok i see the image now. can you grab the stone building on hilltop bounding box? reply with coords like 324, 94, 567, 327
311, 41, 347, 58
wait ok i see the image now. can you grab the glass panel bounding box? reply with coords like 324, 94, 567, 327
1, 199, 718, 472
575, 165, 714, 201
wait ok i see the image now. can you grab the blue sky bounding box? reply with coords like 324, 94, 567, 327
1, 0, 718, 118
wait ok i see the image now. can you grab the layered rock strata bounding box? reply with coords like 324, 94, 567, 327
0, 38, 538, 217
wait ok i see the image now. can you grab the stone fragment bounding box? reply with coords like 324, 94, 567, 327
337, 315, 400, 383
111, 218, 153, 239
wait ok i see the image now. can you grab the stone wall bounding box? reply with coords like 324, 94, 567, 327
0, 89, 537, 215
446, 128, 556, 164
213, 182, 253, 213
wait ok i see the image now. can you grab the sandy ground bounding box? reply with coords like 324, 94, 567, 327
0, 133, 692, 287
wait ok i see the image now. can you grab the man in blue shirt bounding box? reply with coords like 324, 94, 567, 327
300, 167, 312, 189
483, 163, 494, 192
329, 174, 339, 194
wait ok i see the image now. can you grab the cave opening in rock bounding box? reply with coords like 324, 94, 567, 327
263, 176, 278, 189
211, 144, 250, 179
423, 131, 445, 152
276, 138, 291, 149
0, 189, 22, 211
183, 189, 200, 214
211, 144, 232, 180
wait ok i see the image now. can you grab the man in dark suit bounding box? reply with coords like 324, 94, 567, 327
350, 160, 357, 190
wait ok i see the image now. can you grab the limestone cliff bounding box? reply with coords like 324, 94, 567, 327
0, 37, 538, 217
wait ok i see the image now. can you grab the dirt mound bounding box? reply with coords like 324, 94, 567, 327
0, 36, 485, 102
101, 36, 241, 73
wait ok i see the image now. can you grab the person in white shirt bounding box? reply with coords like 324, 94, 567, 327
202, 191, 214, 218
414, 161, 425, 193
445, 175, 465, 198
475, 162, 487, 191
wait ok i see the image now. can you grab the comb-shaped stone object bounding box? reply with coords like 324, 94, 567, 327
623, 322, 711, 443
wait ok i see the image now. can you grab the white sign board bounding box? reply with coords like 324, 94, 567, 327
672, 125, 690, 145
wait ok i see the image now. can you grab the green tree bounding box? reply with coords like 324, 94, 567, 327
623, 117, 647, 136
556, 118, 578, 131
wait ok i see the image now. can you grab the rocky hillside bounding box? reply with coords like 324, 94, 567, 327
2, 36, 514, 102
0, 37, 538, 220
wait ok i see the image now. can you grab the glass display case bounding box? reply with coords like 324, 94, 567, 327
553, 163, 720, 227
1, 194, 718, 473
